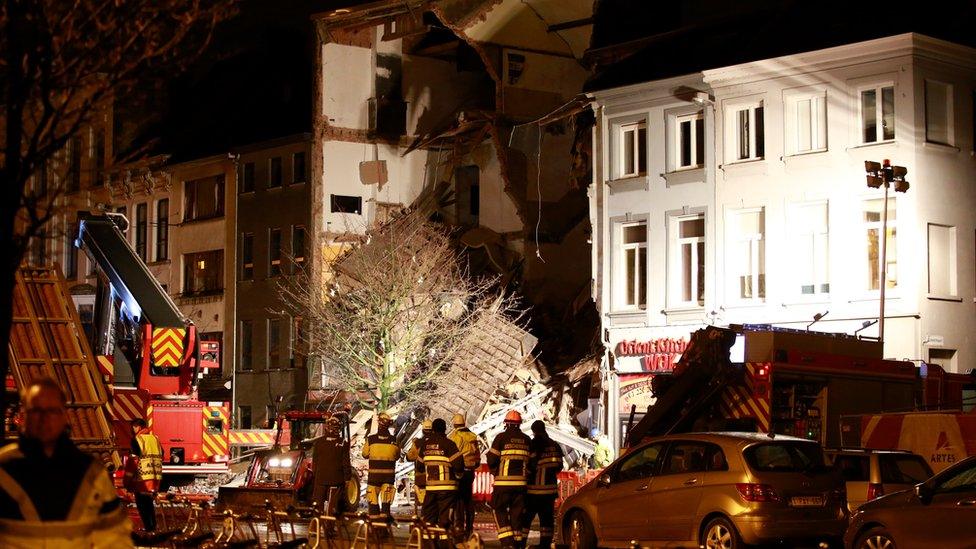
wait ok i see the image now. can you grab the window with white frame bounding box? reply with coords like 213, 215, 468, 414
675, 112, 704, 169
791, 202, 829, 296
925, 80, 952, 145
615, 121, 647, 178
928, 223, 957, 296
785, 91, 827, 154
727, 208, 765, 301
864, 198, 897, 291
728, 101, 764, 161
615, 221, 647, 310
860, 84, 895, 143
670, 214, 705, 307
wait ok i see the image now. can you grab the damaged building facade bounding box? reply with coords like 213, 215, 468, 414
587, 34, 976, 453
309, 0, 596, 415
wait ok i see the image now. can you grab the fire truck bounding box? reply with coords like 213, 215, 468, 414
626, 324, 973, 450
76, 212, 230, 475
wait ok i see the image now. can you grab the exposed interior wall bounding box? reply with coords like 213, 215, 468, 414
473, 141, 522, 234
462, 0, 575, 56
402, 53, 495, 137
321, 42, 373, 129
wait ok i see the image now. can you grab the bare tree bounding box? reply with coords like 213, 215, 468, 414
0, 0, 235, 432
279, 213, 518, 414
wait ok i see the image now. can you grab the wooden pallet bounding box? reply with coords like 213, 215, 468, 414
7, 267, 120, 468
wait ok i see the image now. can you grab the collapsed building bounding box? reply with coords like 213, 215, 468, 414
307, 0, 604, 446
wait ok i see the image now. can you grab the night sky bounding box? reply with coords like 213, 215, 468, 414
149, 0, 976, 159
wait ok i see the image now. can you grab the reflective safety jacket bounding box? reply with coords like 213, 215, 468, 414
405, 437, 426, 488
527, 435, 564, 495
0, 435, 133, 549
362, 432, 400, 486
129, 431, 163, 493
486, 426, 531, 488
448, 427, 481, 470
419, 433, 464, 492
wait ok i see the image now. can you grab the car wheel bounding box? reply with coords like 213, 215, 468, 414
701, 516, 742, 549
856, 527, 897, 549
567, 511, 596, 549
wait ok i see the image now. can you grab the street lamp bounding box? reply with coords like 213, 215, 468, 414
864, 159, 909, 344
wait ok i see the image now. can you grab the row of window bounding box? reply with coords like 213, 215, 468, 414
614, 80, 966, 180
240, 152, 306, 193
29, 127, 109, 195
614, 198, 960, 310
238, 316, 303, 372
240, 225, 306, 280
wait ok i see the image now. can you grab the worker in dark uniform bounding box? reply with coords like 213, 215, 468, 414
312, 415, 352, 516
420, 418, 464, 548
524, 420, 564, 549
405, 419, 432, 511
449, 412, 480, 538
362, 412, 400, 522
487, 410, 531, 549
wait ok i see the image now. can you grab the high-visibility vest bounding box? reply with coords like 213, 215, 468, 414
362, 432, 399, 486
487, 428, 531, 487
528, 437, 564, 495
133, 432, 163, 492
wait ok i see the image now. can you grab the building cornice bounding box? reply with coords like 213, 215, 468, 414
703, 33, 976, 88
586, 72, 707, 106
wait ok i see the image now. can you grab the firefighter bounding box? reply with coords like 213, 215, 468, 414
362, 412, 400, 521
0, 378, 132, 547
405, 419, 433, 510
420, 418, 464, 547
128, 417, 163, 532
448, 412, 480, 537
487, 410, 531, 549
524, 420, 564, 549
312, 415, 352, 516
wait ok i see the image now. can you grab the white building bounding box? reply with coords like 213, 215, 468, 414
588, 34, 976, 451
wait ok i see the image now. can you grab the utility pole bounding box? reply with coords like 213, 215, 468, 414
864, 159, 909, 344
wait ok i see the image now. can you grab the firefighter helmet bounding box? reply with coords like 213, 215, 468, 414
377, 412, 392, 427
452, 413, 466, 426
504, 410, 522, 424
421, 420, 433, 432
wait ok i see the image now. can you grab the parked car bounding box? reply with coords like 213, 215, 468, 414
845, 455, 976, 549
556, 432, 848, 549
825, 448, 933, 511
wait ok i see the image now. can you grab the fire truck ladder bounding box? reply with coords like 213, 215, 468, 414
7, 267, 119, 467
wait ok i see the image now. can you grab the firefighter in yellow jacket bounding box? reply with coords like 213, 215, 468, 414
0, 378, 132, 548
362, 412, 400, 521
448, 412, 480, 537
487, 410, 531, 549
127, 418, 163, 531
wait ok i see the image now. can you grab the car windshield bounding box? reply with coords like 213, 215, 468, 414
880, 455, 933, 484
745, 442, 829, 473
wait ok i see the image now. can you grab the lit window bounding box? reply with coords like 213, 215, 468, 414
615, 221, 647, 310
183, 250, 223, 295
728, 208, 765, 301
670, 214, 705, 307
860, 85, 895, 143
291, 226, 306, 271
785, 92, 827, 154
791, 202, 829, 296
863, 198, 896, 291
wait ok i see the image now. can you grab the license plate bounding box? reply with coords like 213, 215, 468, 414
790, 496, 824, 507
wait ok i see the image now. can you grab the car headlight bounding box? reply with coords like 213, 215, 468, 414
281, 458, 294, 468
269, 457, 281, 467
